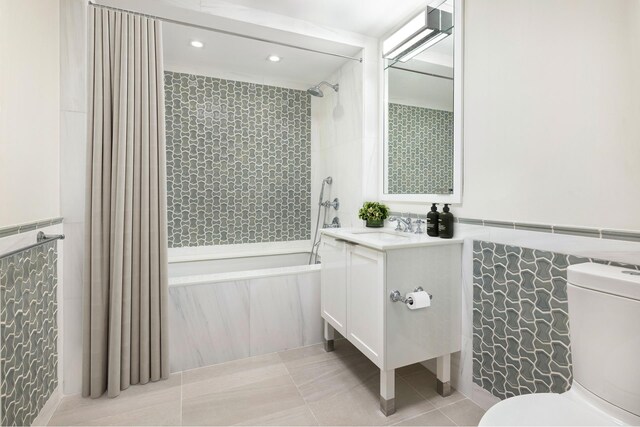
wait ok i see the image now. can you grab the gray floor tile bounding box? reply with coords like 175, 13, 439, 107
394, 409, 456, 426
439, 399, 485, 426
235, 405, 318, 426
402, 370, 466, 408
283, 346, 379, 404
278, 340, 360, 366
48, 374, 182, 426
182, 352, 290, 400
182, 373, 307, 426
308, 375, 435, 426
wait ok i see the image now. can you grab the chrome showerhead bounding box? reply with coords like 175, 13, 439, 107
324, 176, 333, 184
307, 81, 339, 97
307, 86, 324, 97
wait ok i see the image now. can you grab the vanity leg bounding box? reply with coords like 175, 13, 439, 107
380, 369, 396, 416
323, 320, 335, 352
436, 354, 452, 397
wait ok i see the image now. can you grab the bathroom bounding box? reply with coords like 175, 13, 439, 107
0, 0, 639, 426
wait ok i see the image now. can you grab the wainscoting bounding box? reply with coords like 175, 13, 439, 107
0, 241, 58, 426
472, 240, 639, 400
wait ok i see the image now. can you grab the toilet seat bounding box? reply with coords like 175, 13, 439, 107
478, 393, 619, 426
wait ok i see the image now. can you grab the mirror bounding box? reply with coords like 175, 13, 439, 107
381, 0, 462, 203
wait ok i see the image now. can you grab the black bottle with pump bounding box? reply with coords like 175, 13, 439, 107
438, 204, 454, 239
426, 203, 439, 237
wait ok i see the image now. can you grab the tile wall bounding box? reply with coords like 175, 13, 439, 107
0, 241, 59, 426
164, 71, 311, 248
471, 239, 640, 400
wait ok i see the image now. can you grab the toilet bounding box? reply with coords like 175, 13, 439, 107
479, 263, 640, 426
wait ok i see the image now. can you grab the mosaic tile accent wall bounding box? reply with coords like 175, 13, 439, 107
387, 103, 453, 194
0, 241, 58, 426
472, 240, 640, 400
165, 71, 311, 247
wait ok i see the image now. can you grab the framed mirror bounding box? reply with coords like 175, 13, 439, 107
380, 0, 463, 203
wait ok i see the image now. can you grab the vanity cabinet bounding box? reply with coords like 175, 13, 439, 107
320, 231, 462, 416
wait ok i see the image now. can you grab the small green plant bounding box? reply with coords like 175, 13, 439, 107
358, 201, 390, 222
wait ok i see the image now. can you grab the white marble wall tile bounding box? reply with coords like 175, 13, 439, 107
61, 222, 84, 301
60, 0, 87, 113
60, 112, 87, 223
169, 281, 250, 372
296, 272, 324, 346
60, 221, 85, 394
62, 296, 83, 395
249, 272, 322, 355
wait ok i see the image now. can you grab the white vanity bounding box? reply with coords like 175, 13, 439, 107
319, 228, 462, 416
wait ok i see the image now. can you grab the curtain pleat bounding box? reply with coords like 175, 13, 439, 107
83, 7, 169, 399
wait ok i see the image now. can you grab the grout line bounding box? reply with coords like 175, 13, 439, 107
279, 353, 321, 426
436, 396, 468, 410
398, 373, 431, 401
440, 409, 459, 426
390, 407, 443, 426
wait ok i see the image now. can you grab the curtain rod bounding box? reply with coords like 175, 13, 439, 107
88, 1, 363, 63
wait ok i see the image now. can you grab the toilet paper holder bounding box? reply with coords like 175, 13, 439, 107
389, 287, 433, 305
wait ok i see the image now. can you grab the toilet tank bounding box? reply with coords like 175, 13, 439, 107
567, 263, 640, 417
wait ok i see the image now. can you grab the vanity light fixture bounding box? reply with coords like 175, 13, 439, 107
383, 7, 452, 62
190, 40, 204, 48
398, 32, 449, 62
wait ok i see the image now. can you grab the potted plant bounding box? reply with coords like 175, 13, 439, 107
358, 201, 390, 228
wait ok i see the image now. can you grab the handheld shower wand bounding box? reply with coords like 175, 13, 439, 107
309, 176, 335, 264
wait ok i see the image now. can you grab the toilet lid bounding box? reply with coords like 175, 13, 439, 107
479, 393, 619, 426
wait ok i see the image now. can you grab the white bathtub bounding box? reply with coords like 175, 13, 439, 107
169, 252, 313, 280
167, 242, 322, 373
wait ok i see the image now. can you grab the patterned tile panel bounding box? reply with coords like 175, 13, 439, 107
0, 242, 58, 426
387, 103, 453, 194
164, 71, 311, 248
472, 240, 640, 400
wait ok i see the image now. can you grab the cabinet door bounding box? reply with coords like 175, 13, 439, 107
347, 245, 385, 366
320, 237, 347, 335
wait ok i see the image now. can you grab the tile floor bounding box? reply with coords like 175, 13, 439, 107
49, 340, 485, 426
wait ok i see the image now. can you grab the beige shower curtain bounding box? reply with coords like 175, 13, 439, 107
83, 7, 169, 398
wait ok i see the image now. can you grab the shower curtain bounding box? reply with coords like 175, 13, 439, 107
83, 6, 170, 398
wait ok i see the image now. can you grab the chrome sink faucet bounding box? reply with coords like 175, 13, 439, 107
388, 216, 402, 231
399, 216, 413, 232
389, 215, 413, 232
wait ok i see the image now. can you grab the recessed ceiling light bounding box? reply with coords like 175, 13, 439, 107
190, 40, 204, 48
267, 55, 281, 62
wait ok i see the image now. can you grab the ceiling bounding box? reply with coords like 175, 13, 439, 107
162, 22, 354, 89
198, 0, 431, 37
99, 0, 456, 90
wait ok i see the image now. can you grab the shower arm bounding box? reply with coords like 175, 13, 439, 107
316, 81, 339, 92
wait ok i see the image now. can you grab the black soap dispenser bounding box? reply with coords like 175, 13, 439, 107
439, 204, 454, 239
426, 203, 439, 237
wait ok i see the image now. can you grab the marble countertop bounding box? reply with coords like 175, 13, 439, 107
321, 227, 463, 251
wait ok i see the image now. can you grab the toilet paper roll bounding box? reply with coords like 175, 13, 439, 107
406, 291, 431, 310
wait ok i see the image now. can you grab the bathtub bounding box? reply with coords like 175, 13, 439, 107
167, 242, 322, 373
